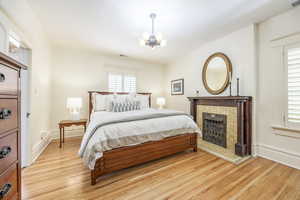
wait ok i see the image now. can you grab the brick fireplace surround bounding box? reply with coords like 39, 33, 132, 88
188, 96, 252, 163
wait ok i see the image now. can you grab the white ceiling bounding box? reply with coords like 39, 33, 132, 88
27, 0, 292, 64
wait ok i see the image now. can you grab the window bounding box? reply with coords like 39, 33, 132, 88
108, 73, 136, 92
124, 75, 136, 92
108, 73, 122, 92
287, 46, 300, 124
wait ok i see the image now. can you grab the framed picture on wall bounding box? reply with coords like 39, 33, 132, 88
171, 79, 184, 95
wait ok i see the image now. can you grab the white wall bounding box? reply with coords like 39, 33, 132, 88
50, 46, 165, 137
164, 25, 257, 112
0, 0, 52, 163
256, 6, 300, 169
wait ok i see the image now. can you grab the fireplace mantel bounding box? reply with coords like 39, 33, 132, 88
188, 96, 252, 157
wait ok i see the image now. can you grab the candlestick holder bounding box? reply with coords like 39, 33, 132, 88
229, 72, 232, 96
237, 78, 240, 96
229, 82, 232, 96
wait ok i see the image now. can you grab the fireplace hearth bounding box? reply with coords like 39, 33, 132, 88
203, 112, 227, 148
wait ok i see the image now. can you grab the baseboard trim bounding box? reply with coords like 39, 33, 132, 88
51, 128, 84, 140
257, 144, 300, 170
31, 128, 84, 165
31, 132, 52, 164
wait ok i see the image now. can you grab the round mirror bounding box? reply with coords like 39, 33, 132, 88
202, 53, 232, 95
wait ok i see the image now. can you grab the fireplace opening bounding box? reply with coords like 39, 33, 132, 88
202, 112, 227, 148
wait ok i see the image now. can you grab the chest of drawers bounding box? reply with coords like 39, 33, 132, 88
0, 52, 27, 200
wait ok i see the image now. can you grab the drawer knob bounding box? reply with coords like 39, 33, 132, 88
0, 73, 5, 82
0, 109, 11, 120
0, 146, 11, 159
0, 183, 12, 199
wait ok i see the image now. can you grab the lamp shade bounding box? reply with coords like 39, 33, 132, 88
66, 97, 82, 109
156, 97, 166, 106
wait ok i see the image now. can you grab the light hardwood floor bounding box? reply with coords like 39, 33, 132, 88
22, 137, 300, 200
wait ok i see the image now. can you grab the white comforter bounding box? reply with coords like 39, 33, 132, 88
79, 108, 200, 169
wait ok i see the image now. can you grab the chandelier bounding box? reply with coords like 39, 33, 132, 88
139, 13, 167, 49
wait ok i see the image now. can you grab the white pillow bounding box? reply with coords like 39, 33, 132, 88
136, 94, 150, 109
105, 95, 115, 111
93, 94, 115, 111
93, 94, 106, 111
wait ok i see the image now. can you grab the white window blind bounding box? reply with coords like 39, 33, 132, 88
108, 73, 122, 92
108, 73, 136, 93
287, 47, 300, 123
124, 75, 136, 92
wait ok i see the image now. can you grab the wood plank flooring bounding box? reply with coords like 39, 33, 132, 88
22, 137, 300, 200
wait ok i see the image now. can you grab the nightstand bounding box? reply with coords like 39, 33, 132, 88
58, 119, 87, 148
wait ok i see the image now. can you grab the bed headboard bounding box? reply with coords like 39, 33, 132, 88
88, 91, 152, 120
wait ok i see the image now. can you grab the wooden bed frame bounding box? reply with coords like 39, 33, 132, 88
88, 91, 198, 185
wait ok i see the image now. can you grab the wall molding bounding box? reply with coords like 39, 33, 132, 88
51, 127, 84, 139
31, 128, 84, 165
256, 144, 300, 170
270, 32, 300, 47
31, 131, 52, 164
271, 125, 300, 138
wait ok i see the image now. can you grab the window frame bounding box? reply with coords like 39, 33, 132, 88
284, 42, 300, 129
108, 72, 137, 93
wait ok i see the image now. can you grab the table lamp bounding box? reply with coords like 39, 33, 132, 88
67, 97, 82, 120
156, 97, 166, 109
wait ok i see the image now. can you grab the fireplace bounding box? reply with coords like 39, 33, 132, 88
203, 112, 227, 148
188, 96, 252, 158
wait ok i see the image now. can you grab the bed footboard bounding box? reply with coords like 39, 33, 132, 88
91, 133, 197, 185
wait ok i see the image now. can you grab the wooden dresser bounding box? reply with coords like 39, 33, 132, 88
0, 52, 27, 200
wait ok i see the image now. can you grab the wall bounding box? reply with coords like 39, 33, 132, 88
50, 47, 165, 137
0, 0, 53, 164
164, 25, 257, 112
257, 6, 300, 169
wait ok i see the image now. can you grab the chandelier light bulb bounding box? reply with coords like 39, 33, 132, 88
139, 13, 166, 48
156, 33, 163, 41
139, 39, 146, 46
161, 40, 167, 47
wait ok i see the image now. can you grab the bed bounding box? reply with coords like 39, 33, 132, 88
79, 91, 200, 185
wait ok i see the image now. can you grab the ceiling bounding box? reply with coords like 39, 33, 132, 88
27, 0, 292, 64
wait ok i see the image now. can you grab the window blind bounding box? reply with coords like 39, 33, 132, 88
108, 73, 122, 92
287, 47, 300, 123
108, 73, 136, 93
124, 75, 136, 93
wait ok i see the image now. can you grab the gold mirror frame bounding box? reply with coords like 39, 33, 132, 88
202, 52, 232, 95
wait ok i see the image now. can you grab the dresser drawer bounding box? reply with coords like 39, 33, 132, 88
0, 164, 18, 200
0, 132, 17, 175
0, 99, 18, 135
0, 64, 18, 95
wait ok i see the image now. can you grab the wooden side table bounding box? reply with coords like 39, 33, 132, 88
58, 119, 87, 148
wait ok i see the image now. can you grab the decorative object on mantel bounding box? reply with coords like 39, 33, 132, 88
237, 77, 240, 96
196, 90, 200, 97
139, 13, 167, 49
171, 79, 184, 95
202, 52, 232, 95
188, 96, 252, 164
229, 73, 232, 96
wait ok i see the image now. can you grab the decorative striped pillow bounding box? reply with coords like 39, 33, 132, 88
111, 100, 141, 112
